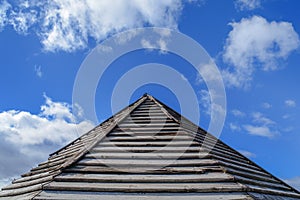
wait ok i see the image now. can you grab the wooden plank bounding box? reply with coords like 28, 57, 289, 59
54, 172, 234, 183
104, 135, 193, 141
220, 161, 271, 178
98, 141, 199, 147
108, 130, 179, 136
246, 185, 300, 198
233, 175, 291, 191
117, 123, 180, 128
225, 168, 279, 184
34, 191, 253, 200
63, 166, 222, 174
113, 127, 181, 132
85, 152, 209, 159
43, 181, 245, 193
91, 146, 204, 153
77, 158, 217, 167
13, 171, 54, 184
2, 175, 53, 190
0, 184, 42, 197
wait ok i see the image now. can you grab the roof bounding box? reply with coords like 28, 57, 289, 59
1, 94, 300, 200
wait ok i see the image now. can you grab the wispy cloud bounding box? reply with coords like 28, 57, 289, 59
252, 112, 275, 125
229, 123, 241, 132
0, 0, 10, 30
282, 114, 291, 119
285, 177, 300, 191
243, 124, 275, 138
238, 150, 256, 158
222, 16, 300, 89
0, 0, 194, 52
234, 0, 261, 11
34, 65, 42, 78
242, 112, 278, 138
285, 99, 296, 107
261, 102, 272, 109
231, 109, 245, 117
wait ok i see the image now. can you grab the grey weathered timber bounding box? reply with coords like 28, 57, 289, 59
1, 94, 300, 200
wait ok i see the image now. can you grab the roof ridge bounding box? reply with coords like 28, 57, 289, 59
57, 95, 147, 171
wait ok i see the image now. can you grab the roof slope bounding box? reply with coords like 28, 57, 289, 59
1, 94, 300, 200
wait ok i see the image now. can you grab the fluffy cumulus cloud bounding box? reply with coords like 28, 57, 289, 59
223, 15, 300, 88
0, 94, 94, 187
234, 0, 261, 11
0, 0, 189, 52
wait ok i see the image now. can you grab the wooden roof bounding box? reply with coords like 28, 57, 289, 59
1, 94, 300, 200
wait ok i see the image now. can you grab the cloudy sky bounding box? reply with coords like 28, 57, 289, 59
0, 0, 300, 190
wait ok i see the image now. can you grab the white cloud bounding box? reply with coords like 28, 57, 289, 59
238, 150, 256, 158
0, 0, 191, 52
261, 102, 272, 109
0, 94, 94, 185
34, 65, 42, 78
234, 0, 261, 11
282, 114, 291, 119
0, 0, 10, 30
199, 89, 226, 118
223, 16, 300, 88
285, 177, 300, 191
242, 112, 278, 138
196, 60, 223, 84
243, 124, 275, 138
199, 90, 211, 115
231, 109, 245, 117
229, 123, 241, 132
0, 94, 94, 146
285, 99, 296, 107
8, 5, 37, 34
252, 112, 275, 125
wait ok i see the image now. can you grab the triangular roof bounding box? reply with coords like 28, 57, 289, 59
1, 94, 300, 199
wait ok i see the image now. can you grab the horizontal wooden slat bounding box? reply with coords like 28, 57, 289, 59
2, 176, 53, 190
35, 191, 253, 200
91, 146, 204, 153
54, 172, 233, 183
44, 181, 245, 193
105, 135, 192, 141
77, 158, 217, 167
63, 166, 222, 174
99, 141, 199, 147
85, 152, 209, 159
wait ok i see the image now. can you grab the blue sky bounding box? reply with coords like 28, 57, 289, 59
0, 0, 300, 190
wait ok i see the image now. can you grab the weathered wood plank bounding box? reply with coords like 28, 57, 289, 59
63, 166, 222, 174
34, 191, 254, 200
85, 152, 209, 159
98, 141, 200, 147
43, 181, 245, 193
77, 158, 218, 167
91, 146, 204, 153
54, 172, 233, 183
2, 175, 53, 190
